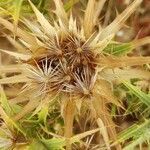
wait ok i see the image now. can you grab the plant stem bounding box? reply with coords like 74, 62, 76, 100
93, 96, 122, 150
64, 99, 75, 150
132, 36, 150, 48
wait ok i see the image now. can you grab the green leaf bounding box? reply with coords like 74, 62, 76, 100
13, 0, 23, 26
11, 103, 22, 114
122, 81, 150, 107
28, 140, 47, 150
123, 131, 150, 150
0, 106, 26, 136
0, 88, 13, 116
114, 119, 150, 144
40, 138, 65, 150
64, 0, 79, 12
70, 128, 100, 143
114, 119, 150, 150
38, 106, 48, 125
104, 43, 133, 56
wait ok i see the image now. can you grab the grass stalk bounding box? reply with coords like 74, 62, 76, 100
64, 99, 76, 150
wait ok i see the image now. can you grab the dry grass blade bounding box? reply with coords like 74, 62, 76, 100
83, 0, 96, 37
84, 0, 107, 37
97, 118, 111, 150
99, 0, 142, 39
0, 74, 31, 84
132, 36, 150, 48
53, 0, 68, 25
92, 96, 121, 150
95, 80, 121, 107
98, 56, 150, 68
0, 65, 23, 73
13, 99, 39, 121
0, 49, 31, 60
70, 128, 100, 143
90, 34, 114, 54
9, 96, 29, 105
100, 68, 150, 81
13, 0, 23, 36
6, 36, 26, 52
94, 0, 107, 25
28, 0, 56, 36
0, 17, 36, 45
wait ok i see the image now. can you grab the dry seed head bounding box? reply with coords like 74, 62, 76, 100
0, 0, 145, 99
27, 35, 97, 97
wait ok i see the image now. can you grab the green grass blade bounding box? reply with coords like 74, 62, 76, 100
28, 140, 47, 150
0, 106, 26, 136
0, 88, 13, 116
104, 43, 133, 56
38, 106, 49, 125
64, 0, 79, 12
113, 119, 150, 145
13, 0, 23, 27
40, 138, 65, 150
123, 81, 150, 107
123, 131, 150, 150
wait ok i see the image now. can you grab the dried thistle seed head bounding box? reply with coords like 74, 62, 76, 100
0, 0, 147, 110
24, 34, 97, 98
0, 0, 147, 108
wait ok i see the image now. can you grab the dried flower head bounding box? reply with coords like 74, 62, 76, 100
0, 0, 150, 149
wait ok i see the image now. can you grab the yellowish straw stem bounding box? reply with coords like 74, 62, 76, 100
64, 99, 75, 150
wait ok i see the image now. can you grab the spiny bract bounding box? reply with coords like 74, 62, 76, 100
0, 0, 150, 149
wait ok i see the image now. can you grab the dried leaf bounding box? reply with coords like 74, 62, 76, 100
28, 0, 56, 36
0, 74, 31, 84
0, 49, 31, 60
0, 17, 36, 45
98, 56, 150, 68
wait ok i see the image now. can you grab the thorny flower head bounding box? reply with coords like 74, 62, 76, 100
0, 0, 150, 149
